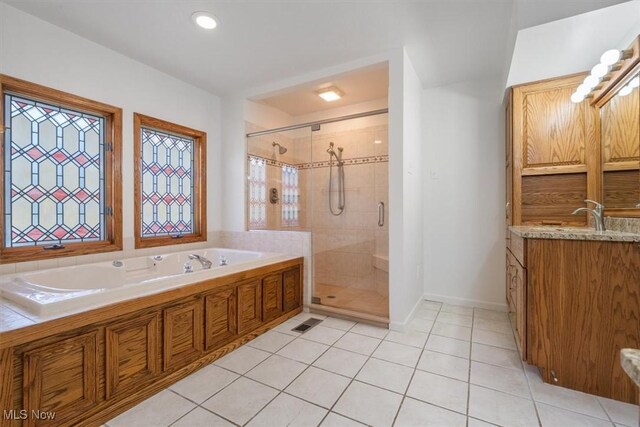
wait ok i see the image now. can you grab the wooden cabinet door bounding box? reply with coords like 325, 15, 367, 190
23, 332, 98, 427
237, 279, 262, 335
205, 286, 237, 350
283, 267, 301, 312
262, 273, 283, 322
106, 313, 160, 399
163, 300, 203, 371
513, 260, 526, 360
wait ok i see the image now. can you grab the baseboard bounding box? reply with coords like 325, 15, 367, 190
423, 293, 508, 312
388, 294, 423, 332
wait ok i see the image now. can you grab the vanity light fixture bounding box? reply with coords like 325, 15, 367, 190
317, 87, 343, 102
192, 11, 218, 30
571, 47, 632, 103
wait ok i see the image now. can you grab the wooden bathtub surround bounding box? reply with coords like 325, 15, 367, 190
0, 258, 303, 427
506, 234, 640, 404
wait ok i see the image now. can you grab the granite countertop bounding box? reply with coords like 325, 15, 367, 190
621, 349, 640, 387
509, 226, 640, 242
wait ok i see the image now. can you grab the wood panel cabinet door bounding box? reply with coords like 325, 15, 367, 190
163, 300, 203, 371
528, 239, 640, 403
262, 273, 283, 322
23, 332, 98, 427
205, 287, 237, 350
106, 313, 160, 399
237, 279, 262, 335
283, 267, 301, 312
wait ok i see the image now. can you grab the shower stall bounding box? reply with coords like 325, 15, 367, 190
246, 110, 389, 320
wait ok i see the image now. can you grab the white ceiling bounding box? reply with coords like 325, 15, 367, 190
2, 0, 630, 96
257, 62, 388, 116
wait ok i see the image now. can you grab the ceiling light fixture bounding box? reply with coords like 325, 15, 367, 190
317, 87, 343, 102
192, 11, 218, 30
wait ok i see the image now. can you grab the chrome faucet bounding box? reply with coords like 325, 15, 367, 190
188, 254, 213, 269
572, 200, 605, 231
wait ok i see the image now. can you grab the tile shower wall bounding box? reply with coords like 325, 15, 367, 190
311, 124, 389, 297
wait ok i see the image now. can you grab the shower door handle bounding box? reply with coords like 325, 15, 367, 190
378, 202, 385, 227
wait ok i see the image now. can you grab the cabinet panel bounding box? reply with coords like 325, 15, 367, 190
283, 268, 302, 312
23, 332, 98, 427
237, 279, 262, 335
106, 313, 160, 399
205, 287, 237, 350
262, 273, 283, 322
163, 300, 203, 371
527, 239, 640, 403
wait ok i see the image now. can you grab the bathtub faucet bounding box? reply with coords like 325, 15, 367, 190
188, 254, 213, 269
219, 255, 228, 266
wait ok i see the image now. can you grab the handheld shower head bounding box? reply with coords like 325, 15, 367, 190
272, 141, 287, 155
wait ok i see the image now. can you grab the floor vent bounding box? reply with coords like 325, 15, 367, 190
311, 296, 321, 304
292, 317, 323, 333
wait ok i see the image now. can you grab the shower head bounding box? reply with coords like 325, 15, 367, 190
272, 141, 287, 155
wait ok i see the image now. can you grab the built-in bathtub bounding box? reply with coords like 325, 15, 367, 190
0, 247, 285, 317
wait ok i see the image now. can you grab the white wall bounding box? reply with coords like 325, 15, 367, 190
507, 0, 640, 87
422, 77, 506, 310
0, 3, 221, 271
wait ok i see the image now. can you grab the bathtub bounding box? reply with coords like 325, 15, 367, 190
0, 248, 286, 317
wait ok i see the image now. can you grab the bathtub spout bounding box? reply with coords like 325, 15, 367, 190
188, 254, 213, 269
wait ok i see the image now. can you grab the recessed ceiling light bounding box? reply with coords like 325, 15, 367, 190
317, 87, 343, 102
192, 11, 218, 30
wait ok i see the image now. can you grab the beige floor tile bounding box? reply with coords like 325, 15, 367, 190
472, 329, 517, 350
356, 358, 414, 394
537, 403, 613, 427
301, 325, 346, 345
245, 354, 307, 390
598, 396, 639, 426
109, 390, 195, 427
313, 347, 368, 377
321, 413, 367, 426
247, 330, 296, 353
441, 304, 474, 316
334, 381, 403, 427
473, 308, 510, 322
407, 370, 468, 414
213, 345, 270, 374
436, 311, 473, 327
467, 417, 495, 426
273, 319, 306, 336
473, 317, 513, 335
246, 393, 327, 427
432, 322, 472, 341
417, 350, 470, 382
277, 337, 329, 364
425, 335, 470, 358
202, 377, 278, 425
170, 364, 239, 403
285, 366, 351, 409
384, 330, 428, 348
322, 316, 357, 331
468, 385, 538, 427
334, 332, 382, 356
528, 373, 608, 420
408, 317, 435, 333
350, 322, 389, 339
470, 361, 529, 398
372, 341, 422, 367
471, 342, 521, 370
395, 397, 467, 427
421, 300, 443, 311
172, 407, 234, 427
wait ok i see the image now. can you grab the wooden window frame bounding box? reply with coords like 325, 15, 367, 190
0, 74, 123, 264
133, 113, 207, 249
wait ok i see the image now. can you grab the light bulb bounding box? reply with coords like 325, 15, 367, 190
571, 92, 585, 103
600, 49, 622, 66
619, 85, 633, 97
576, 83, 590, 97
584, 75, 600, 89
192, 12, 218, 29
629, 76, 639, 89
591, 63, 609, 78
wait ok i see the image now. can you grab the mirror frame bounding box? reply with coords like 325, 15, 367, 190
593, 35, 640, 218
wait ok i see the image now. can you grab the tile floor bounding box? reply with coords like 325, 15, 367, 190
105, 301, 639, 427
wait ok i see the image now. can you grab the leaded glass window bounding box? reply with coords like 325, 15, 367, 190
140, 127, 195, 237
281, 165, 299, 227
3, 93, 106, 247
248, 156, 266, 228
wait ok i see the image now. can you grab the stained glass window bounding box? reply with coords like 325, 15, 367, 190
140, 127, 194, 237
3, 93, 106, 248
281, 165, 299, 227
248, 156, 266, 228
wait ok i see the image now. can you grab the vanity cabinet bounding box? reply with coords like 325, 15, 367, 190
0, 259, 303, 427
506, 233, 526, 357
507, 237, 640, 404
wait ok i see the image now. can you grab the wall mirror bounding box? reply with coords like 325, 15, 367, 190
599, 66, 640, 215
